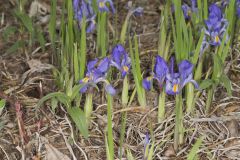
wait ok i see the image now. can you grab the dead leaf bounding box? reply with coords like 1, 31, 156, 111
45, 144, 71, 160
164, 144, 176, 157
226, 120, 239, 137
29, 0, 50, 24
21, 59, 54, 85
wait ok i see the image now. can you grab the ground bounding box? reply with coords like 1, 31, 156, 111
0, 0, 240, 160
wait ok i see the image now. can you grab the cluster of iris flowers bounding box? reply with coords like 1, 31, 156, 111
142, 56, 198, 95
204, 4, 228, 46
199, 4, 228, 54
73, 0, 115, 33
79, 44, 131, 96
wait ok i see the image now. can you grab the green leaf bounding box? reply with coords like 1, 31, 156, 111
212, 54, 223, 79
147, 142, 155, 160
192, 31, 205, 65
187, 137, 203, 160
14, 10, 34, 33
66, 77, 74, 97
2, 26, 17, 40
203, 0, 208, 19
67, 107, 88, 138
50, 98, 58, 112
6, 40, 25, 54
0, 99, 6, 115
105, 134, 111, 160
36, 28, 46, 51
126, 149, 135, 160
219, 74, 232, 96
49, 0, 57, 44
37, 92, 71, 108
71, 84, 83, 100
0, 99, 6, 108
129, 35, 146, 106
199, 79, 214, 90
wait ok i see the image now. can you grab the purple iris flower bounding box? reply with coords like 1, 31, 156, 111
142, 55, 168, 91
200, 4, 228, 53
98, 0, 115, 13
143, 133, 150, 159
182, 4, 192, 20
208, 4, 223, 20
181, 0, 197, 20
237, 0, 240, 18
165, 58, 198, 95
73, 0, 96, 33
79, 57, 116, 95
110, 44, 131, 78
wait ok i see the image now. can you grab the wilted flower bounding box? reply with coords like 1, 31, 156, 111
142, 55, 168, 91
130, 7, 144, 16
165, 58, 198, 95
110, 44, 131, 78
79, 57, 116, 95
98, 0, 115, 13
126, 1, 144, 16
73, 0, 96, 33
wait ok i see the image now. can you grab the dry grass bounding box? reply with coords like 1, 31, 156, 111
0, 0, 240, 159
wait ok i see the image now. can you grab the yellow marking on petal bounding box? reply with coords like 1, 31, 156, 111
215, 36, 220, 43
82, 77, 89, 83
99, 2, 105, 8
147, 76, 153, 81
123, 66, 129, 72
173, 84, 179, 93
188, 10, 191, 16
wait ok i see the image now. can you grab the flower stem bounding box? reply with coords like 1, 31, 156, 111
119, 76, 129, 159
186, 83, 194, 114
119, 105, 127, 160
206, 87, 214, 114
107, 94, 114, 160
84, 93, 93, 125
121, 76, 129, 105
174, 94, 184, 151
158, 92, 166, 123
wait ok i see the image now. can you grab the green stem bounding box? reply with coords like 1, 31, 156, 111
100, 12, 107, 57
158, 92, 166, 123
206, 87, 214, 114
187, 50, 205, 114
84, 93, 93, 125
186, 83, 194, 114
119, 106, 127, 160
174, 94, 183, 151
120, 76, 129, 159
121, 76, 129, 105
107, 94, 114, 160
